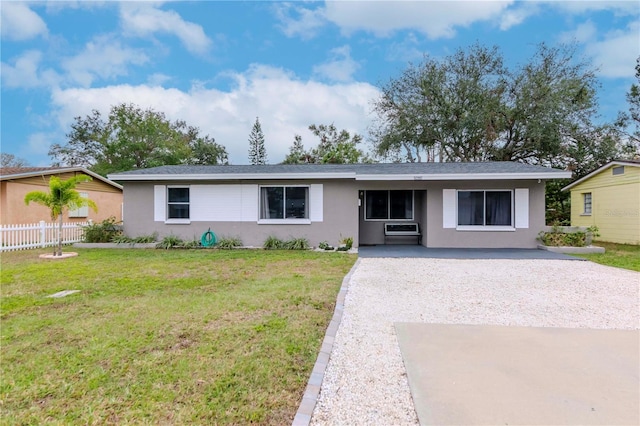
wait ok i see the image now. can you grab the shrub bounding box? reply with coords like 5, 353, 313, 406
284, 238, 309, 250
157, 235, 183, 249
263, 236, 284, 250
82, 217, 122, 243
216, 236, 243, 250
340, 236, 353, 250
537, 225, 599, 247
182, 239, 201, 249
318, 241, 334, 250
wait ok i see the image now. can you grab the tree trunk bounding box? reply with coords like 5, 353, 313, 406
57, 213, 63, 256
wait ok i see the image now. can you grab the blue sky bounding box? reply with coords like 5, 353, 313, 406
1, 1, 639, 166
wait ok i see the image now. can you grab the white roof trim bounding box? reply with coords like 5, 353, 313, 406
107, 172, 357, 181
562, 161, 640, 191
1, 167, 123, 190
109, 171, 571, 182
355, 172, 572, 181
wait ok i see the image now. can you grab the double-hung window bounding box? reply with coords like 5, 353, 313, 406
260, 186, 309, 220
167, 187, 190, 220
365, 190, 413, 220
582, 193, 592, 215
457, 190, 512, 228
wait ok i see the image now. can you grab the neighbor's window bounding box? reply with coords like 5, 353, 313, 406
260, 186, 308, 219
69, 192, 89, 218
457, 190, 512, 227
583, 192, 592, 215
365, 190, 413, 220
167, 187, 190, 219
612, 166, 624, 175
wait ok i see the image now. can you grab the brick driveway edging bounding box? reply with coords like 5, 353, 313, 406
291, 258, 361, 426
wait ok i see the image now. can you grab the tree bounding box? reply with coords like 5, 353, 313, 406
49, 103, 229, 176
282, 124, 370, 164
248, 117, 267, 165
282, 135, 310, 164
24, 175, 97, 256
615, 56, 640, 154
1, 153, 29, 168
371, 43, 619, 168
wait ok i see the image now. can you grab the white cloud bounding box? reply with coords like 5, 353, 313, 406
26, 132, 54, 156
550, 1, 639, 15
277, 1, 513, 39
559, 20, 598, 43
50, 65, 380, 164
1, 2, 48, 41
147, 73, 172, 86
119, 3, 212, 56
585, 21, 640, 78
273, 2, 327, 40
61, 35, 149, 87
386, 33, 424, 62
499, 3, 541, 31
313, 45, 360, 82
1, 50, 61, 89
1, 50, 43, 88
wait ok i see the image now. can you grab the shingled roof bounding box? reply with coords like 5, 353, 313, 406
108, 161, 571, 181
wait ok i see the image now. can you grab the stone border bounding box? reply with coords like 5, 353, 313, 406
537, 244, 605, 254
291, 258, 361, 426
74, 243, 157, 249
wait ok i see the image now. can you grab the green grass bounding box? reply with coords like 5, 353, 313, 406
0, 248, 356, 425
573, 241, 640, 272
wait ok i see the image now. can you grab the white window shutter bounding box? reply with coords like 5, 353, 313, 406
154, 185, 166, 221
241, 185, 259, 222
442, 189, 456, 228
310, 184, 323, 222
515, 188, 529, 228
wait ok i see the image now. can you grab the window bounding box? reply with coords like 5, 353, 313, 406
260, 186, 308, 219
612, 166, 624, 175
69, 192, 89, 218
583, 192, 592, 215
167, 187, 190, 219
457, 190, 512, 227
365, 190, 413, 220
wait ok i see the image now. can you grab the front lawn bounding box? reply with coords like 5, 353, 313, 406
0, 248, 356, 425
574, 241, 640, 272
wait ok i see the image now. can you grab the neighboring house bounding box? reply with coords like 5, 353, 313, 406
108, 162, 571, 249
0, 167, 123, 225
563, 160, 640, 245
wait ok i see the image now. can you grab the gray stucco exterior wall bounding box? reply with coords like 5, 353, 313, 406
122, 180, 359, 248
121, 178, 547, 249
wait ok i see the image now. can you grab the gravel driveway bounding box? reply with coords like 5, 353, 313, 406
310, 258, 640, 426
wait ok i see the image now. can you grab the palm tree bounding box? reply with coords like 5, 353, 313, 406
25, 175, 98, 256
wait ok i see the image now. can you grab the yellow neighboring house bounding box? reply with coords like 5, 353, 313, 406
563, 160, 640, 245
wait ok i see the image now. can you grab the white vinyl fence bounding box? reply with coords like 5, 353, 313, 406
0, 220, 90, 252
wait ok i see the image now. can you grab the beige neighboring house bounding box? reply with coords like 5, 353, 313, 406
563, 159, 640, 245
0, 167, 123, 225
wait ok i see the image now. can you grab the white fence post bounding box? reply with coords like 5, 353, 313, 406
40, 220, 46, 248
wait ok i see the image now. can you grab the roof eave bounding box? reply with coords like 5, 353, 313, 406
109, 171, 572, 182
1, 167, 123, 190
562, 160, 640, 191
355, 172, 572, 181
107, 172, 357, 181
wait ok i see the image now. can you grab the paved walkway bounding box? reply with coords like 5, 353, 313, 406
358, 245, 581, 260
